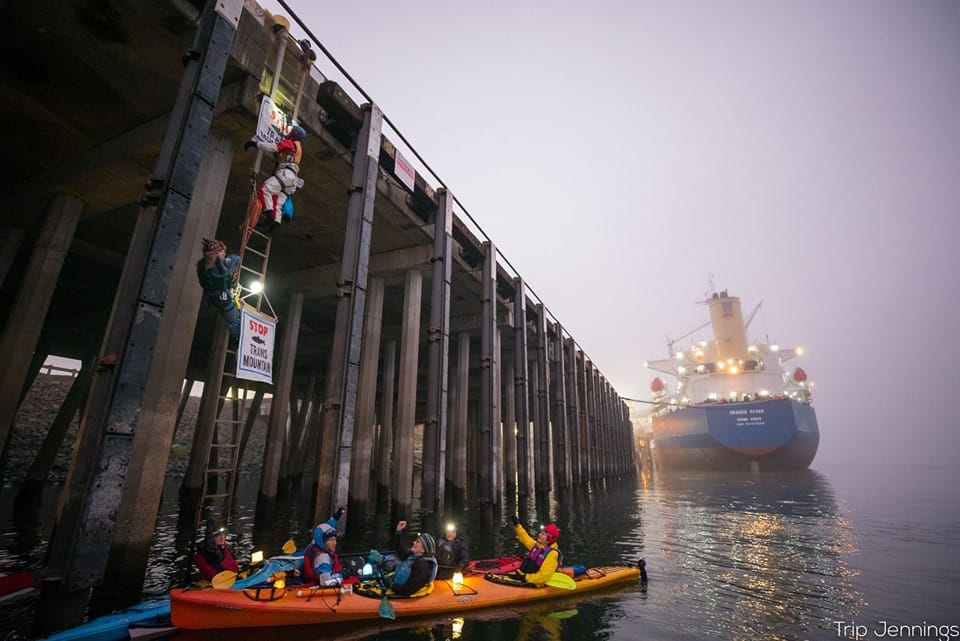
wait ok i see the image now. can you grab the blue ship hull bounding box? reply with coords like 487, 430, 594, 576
652, 398, 819, 471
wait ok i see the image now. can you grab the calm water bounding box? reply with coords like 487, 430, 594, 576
2, 462, 958, 640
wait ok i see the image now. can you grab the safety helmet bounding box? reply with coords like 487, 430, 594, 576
416, 532, 436, 556
542, 524, 560, 544
289, 125, 307, 141
313, 522, 341, 546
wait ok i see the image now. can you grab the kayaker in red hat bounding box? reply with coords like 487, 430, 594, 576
509, 516, 563, 587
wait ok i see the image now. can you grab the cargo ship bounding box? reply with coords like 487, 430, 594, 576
645, 290, 819, 471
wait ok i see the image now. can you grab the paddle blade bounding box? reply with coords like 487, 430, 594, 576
281, 538, 296, 554
545, 572, 576, 590
379, 594, 396, 619
212, 570, 237, 590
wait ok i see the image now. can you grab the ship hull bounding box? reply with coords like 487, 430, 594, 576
652, 398, 819, 471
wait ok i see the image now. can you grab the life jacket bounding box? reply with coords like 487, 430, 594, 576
302, 543, 341, 585
392, 555, 437, 590
519, 545, 562, 574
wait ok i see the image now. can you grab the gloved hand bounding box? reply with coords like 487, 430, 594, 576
368, 549, 383, 564
510, 515, 520, 526
243, 138, 257, 151
333, 506, 345, 520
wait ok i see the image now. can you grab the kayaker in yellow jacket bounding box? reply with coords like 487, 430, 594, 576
510, 516, 562, 587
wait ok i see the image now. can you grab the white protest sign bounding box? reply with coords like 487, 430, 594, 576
256, 96, 294, 145
237, 306, 276, 384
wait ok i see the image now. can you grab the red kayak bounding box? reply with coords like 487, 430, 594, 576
0, 571, 35, 602
466, 556, 522, 575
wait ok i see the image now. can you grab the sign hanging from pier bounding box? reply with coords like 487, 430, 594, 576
237, 306, 275, 384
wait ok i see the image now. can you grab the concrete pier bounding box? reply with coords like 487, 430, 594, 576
0, 0, 640, 620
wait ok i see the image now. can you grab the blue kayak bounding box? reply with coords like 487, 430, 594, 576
39, 553, 304, 641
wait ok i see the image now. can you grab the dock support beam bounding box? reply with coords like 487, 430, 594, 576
376, 339, 397, 495
314, 103, 383, 522
512, 278, 530, 497
0, 193, 82, 466
448, 332, 469, 499
422, 189, 453, 515
392, 269, 423, 516
258, 291, 303, 505
551, 323, 570, 489
533, 305, 551, 492
349, 276, 384, 511
478, 241, 498, 506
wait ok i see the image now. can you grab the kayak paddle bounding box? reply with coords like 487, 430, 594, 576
212, 570, 237, 590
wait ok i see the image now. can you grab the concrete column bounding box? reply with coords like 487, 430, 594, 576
512, 278, 530, 497
24, 358, 93, 485
564, 340, 581, 485
502, 359, 516, 488
314, 103, 383, 522
97, 127, 236, 596
550, 324, 569, 489
422, 190, 453, 515
0, 194, 82, 459
391, 269, 422, 514
258, 291, 303, 504
586, 363, 598, 480
349, 276, 384, 507
533, 305, 551, 491
0, 225, 24, 294
376, 339, 397, 491
448, 332, 469, 496
478, 241, 498, 505
528, 357, 540, 492
576, 351, 590, 484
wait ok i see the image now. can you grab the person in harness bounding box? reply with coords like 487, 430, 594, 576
509, 516, 562, 587
387, 520, 437, 596
303, 507, 351, 587
196, 239, 241, 340
194, 523, 238, 581
244, 124, 306, 235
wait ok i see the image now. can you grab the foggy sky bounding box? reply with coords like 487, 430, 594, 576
265, 0, 960, 467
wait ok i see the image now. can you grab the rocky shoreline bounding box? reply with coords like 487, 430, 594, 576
6, 373, 270, 486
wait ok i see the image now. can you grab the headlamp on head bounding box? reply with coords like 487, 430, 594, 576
446, 523, 457, 533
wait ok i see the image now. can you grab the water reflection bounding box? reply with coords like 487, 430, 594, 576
639, 469, 861, 640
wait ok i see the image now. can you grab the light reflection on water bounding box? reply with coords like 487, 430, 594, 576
1, 469, 862, 640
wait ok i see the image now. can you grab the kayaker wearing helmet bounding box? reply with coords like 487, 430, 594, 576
195, 523, 238, 581
435, 522, 471, 579
388, 520, 438, 596
509, 515, 563, 587
244, 124, 307, 234
303, 507, 348, 586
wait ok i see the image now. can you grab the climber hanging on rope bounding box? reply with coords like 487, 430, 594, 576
244, 124, 306, 235
196, 238, 241, 340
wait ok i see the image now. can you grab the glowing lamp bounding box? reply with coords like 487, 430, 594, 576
249, 280, 264, 294
361, 562, 373, 577
453, 572, 464, 588
250, 550, 264, 564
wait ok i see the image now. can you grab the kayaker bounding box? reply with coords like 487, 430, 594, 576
388, 520, 438, 596
435, 522, 471, 580
509, 516, 562, 587
303, 506, 350, 587
195, 523, 238, 581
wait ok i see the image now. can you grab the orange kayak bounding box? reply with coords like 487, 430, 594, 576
170, 565, 641, 629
